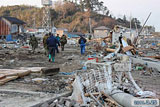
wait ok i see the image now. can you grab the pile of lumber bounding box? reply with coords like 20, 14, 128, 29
122, 46, 136, 55
0, 69, 31, 85
84, 92, 121, 107
0, 67, 47, 85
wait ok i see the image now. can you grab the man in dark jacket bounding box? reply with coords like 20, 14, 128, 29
47, 33, 60, 62
78, 35, 87, 55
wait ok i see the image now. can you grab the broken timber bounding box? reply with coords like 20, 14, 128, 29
0, 69, 31, 85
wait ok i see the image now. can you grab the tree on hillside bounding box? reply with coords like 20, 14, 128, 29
123, 15, 127, 22
54, 0, 63, 18
102, 6, 108, 15
81, 0, 109, 15
83, 0, 92, 12
106, 10, 109, 16
50, 9, 58, 24
79, 0, 85, 12
131, 18, 141, 28
54, 1, 78, 19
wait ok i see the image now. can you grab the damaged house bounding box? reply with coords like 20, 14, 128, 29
94, 26, 110, 38
0, 16, 26, 39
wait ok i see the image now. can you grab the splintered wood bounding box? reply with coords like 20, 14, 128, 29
0, 69, 31, 85
0, 67, 45, 85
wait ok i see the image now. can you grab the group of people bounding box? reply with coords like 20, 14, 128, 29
43, 33, 67, 62
29, 33, 87, 63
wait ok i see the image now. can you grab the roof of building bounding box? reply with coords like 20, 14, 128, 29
69, 32, 84, 36
57, 28, 68, 31
0, 16, 26, 24
67, 32, 84, 38
94, 26, 110, 30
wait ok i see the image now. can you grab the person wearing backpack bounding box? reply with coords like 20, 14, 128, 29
78, 35, 87, 55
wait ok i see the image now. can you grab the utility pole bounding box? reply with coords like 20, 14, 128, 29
135, 12, 152, 46
138, 12, 152, 36
89, 17, 92, 34
134, 21, 138, 35
33, 13, 36, 30
130, 14, 132, 37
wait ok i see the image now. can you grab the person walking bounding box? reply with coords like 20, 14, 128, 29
43, 33, 49, 55
29, 34, 38, 53
78, 35, 87, 55
60, 34, 67, 51
47, 33, 60, 62
56, 34, 60, 53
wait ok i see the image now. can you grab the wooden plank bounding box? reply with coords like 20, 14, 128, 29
18, 70, 31, 77
104, 98, 117, 105
84, 92, 100, 97
89, 93, 103, 106
106, 48, 115, 53
18, 67, 45, 73
145, 56, 160, 60
0, 69, 31, 77
0, 76, 18, 85
0, 74, 5, 79
0, 69, 31, 85
122, 46, 134, 53
101, 91, 120, 106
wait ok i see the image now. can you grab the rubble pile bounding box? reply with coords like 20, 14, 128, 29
34, 54, 159, 107
137, 36, 160, 59
33, 93, 119, 107
22, 75, 69, 93
33, 97, 82, 107
0, 30, 160, 106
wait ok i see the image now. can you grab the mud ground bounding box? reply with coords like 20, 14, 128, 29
0, 45, 85, 107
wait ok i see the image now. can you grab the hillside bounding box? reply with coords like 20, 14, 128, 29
0, 1, 141, 33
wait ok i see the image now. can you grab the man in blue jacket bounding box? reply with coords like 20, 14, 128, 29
78, 35, 87, 55
47, 33, 60, 62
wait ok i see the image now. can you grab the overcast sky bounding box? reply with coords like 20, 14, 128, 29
0, 0, 160, 31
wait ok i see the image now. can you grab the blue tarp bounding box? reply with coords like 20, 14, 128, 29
67, 33, 79, 38
6, 34, 16, 42
6, 34, 13, 41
